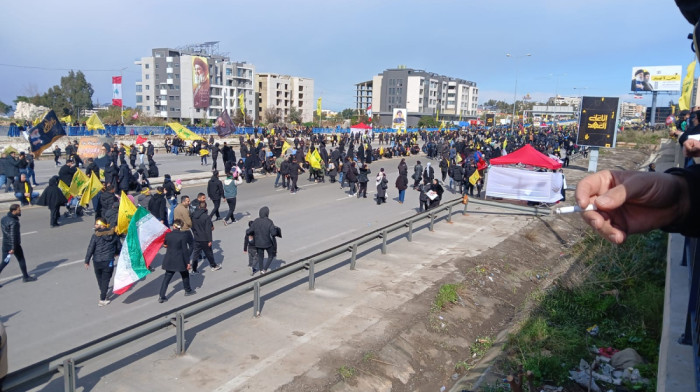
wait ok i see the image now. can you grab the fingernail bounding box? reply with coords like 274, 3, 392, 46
597, 196, 611, 206
609, 233, 619, 243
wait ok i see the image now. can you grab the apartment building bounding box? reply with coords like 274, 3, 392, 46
255, 74, 314, 123
134, 44, 256, 123
355, 67, 478, 127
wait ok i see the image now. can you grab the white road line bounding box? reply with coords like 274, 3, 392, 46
0, 259, 84, 283
21, 231, 38, 236
293, 229, 357, 252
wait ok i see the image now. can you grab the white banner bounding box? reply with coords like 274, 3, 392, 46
485, 166, 563, 203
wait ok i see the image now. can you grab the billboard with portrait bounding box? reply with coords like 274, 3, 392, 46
392, 108, 407, 130
192, 56, 210, 108
630, 65, 681, 92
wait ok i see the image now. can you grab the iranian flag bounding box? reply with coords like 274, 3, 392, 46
113, 207, 169, 295
112, 76, 122, 107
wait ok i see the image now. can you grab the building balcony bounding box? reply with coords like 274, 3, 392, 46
160, 89, 167, 95
166, 57, 173, 62
166, 67, 173, 73
166, 78, 174, 84
159, 111, 167, 117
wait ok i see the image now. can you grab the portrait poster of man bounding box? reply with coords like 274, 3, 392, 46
192, 56, 210, 109
629, 65, 681, 93
392, 108, 407, 130
27, 110, 66, 158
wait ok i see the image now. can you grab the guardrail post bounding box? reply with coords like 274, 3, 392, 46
407, 220, 413, 242
381, 230, 388, 254
174, 312, 186, 355
62, 358, 76, 392
429, 212, 435, 231
253, 281, 261, 317
350, 244, 357, 270
309, 259, 315, 290
463, 197, 468, 215
447, 205, 453, 222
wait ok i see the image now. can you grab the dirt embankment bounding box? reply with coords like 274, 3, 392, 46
277, 146, 653, 392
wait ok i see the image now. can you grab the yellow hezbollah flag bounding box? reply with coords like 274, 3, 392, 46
80, 172, 103, 207
58, 180, 71, 200
312, 148, 322, 165
305, 150, 321, 169
680, 59, 697, 111
468, 170, 481, 186
379, 147, 384, 156
503, 139, 508, 149
239, 93, 245, 116
116, 191, 137, 235
167, 122, 205, 141
60, 115, 72, 124
316, 98, 322, 117
282, 141, 291, 155
68, 169, 89, 196
435, 108, 439, 121
86, 113, 105, 131
270, 128, 275, 136
456, 153, 462, 164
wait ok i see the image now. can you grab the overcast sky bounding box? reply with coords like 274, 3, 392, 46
0, 0, 694, 111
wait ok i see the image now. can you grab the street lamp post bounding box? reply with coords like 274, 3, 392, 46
506, 53, 531, 133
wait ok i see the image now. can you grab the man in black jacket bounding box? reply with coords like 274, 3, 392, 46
3, 152, 20, 193
148, 187, 169, 225
190, 201, 221, 273
250, 206, 278, 274
0, 204, 36, 283
207, 171, 224, 221
158, 219, 196, 303
58, 159, 77, 186
84, 218, 121, 306
13, 173, 38, 206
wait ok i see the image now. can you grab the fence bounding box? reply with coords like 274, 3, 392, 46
2, 197, 548, 392
0, 125, 454, 138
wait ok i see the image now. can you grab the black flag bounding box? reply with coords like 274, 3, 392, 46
27, 110, 66, 158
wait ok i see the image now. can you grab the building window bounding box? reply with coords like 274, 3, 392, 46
136, 96, 143, 103
155, 64, 159, 68
145, 85, 150, 90
146, 106, 150, 111
136, 85, 142, 92
145, 74, 150, 80
145, 64, 150, 69
146, 95, 150, 100
226, 68, 232, 76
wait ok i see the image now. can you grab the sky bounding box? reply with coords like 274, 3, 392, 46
0, 0, 695, 112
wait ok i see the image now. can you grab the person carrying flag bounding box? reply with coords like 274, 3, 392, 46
84, 218, 121, 306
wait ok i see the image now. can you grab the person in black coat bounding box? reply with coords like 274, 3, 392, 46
428, 178, 444, 210
0, 204, 36, 282
103, 162, 118, 190
148, 187, 168, 225
244, 152, 255, 183
148, 158, 159, 178
58, 160, 77, 187
207, 171, 224, 220
288, 157, 304, 193
211, 143, 220, 171
345, 162, 359, 196
118, 162, 131, 193
158, 219, 196, 303
36, 176, 68, 227
99, 184, 118, 218
250, 206, 278, 274
146, 142, 155, 161
85, 158, 100, 179
190, 201, 221, 273
84, 218, 122, 306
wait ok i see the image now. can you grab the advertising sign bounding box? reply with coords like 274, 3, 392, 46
576, 97, 619, 148
392, 108, 407, 130
192, 56, 210, 108
630, 65, 681, 92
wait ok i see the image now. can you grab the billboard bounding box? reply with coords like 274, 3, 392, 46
630, 65, 681, 92
485, 114, 495, 127
392, 108, 407, 130
576, 96, 619, 148
192, 56, 210, 108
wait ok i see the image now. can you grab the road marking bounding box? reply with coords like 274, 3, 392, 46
0, 259, 84, 283
21, 231, 38, 236
293, 229, 357, 252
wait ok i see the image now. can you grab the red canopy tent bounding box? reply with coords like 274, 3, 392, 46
489, 144, 562, 170
350, 123, 372, 130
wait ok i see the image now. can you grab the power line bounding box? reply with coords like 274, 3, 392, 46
0, 63, 137, 73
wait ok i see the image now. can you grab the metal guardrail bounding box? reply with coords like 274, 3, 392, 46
2, 197, 548, 392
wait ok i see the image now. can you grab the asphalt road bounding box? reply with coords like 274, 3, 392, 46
0, 150, 449, 372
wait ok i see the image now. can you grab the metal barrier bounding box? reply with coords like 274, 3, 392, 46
2, 197, 548, 392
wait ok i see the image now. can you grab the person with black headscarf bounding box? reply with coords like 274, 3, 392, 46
207, 170, 224, 221
36, 175, 68, 227
250, 206, 278, 274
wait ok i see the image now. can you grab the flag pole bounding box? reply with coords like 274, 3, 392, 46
120, 67, 125, 124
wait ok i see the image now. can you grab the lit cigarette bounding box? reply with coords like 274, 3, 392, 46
554, 204, 597, 214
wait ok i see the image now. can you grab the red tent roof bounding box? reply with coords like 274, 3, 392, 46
350, 123, 372, 129
489, 144, 562, 170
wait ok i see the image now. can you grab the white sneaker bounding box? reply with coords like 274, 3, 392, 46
98, 300, 111, 307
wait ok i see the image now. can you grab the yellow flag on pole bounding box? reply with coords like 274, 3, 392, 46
680, 60, 697, 111
68, 169, 89, 196
469, 170, 481, 186
306, 150, 321, 169
435, 108, 439, 121
60, 115, 72, 124
86, 113, 105, 130
239, 93, 245, 116
116, 191, 137, 235
167, 122, 205, 141
80, 172, 103, 207
33, 111, 48, 126
312, 148, 322, 165
282, 141, 291, 155
316, 98, 322, 117
58, 180, 71, 200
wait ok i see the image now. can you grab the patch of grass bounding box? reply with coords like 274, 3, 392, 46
338, 365, 356, 381
470, 336, 494, 358
616, 129, 664, 146
455, 360, 472, 372
362, 351, 375, 362
433, 283, 461, 311
479, 383, 510, 392
503, 230, 667, 389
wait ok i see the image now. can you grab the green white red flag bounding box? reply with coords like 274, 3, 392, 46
113, 207, 169, 295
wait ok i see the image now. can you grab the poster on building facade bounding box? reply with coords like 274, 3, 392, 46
192, 56, 210, 109
392, 108, 407, 130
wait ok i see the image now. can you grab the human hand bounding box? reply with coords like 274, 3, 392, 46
84, 263, 89, 269
683, 139, 700, 158
575, 170, 690, 244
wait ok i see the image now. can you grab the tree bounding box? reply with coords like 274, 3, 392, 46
61, 70, 94, 115
417, 116, 439, 128
289, 106, 303, 124
0, 100, 12, 115
340, 108, 355, 119
233, 109, 253, 126
264, 107, 282, 124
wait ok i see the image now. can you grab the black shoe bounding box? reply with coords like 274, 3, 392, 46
158, 297, 168, 303
184, 290, 197, 296
23, 276, 37, 282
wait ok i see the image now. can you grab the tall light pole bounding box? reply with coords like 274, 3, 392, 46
506, 53, 531, 133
